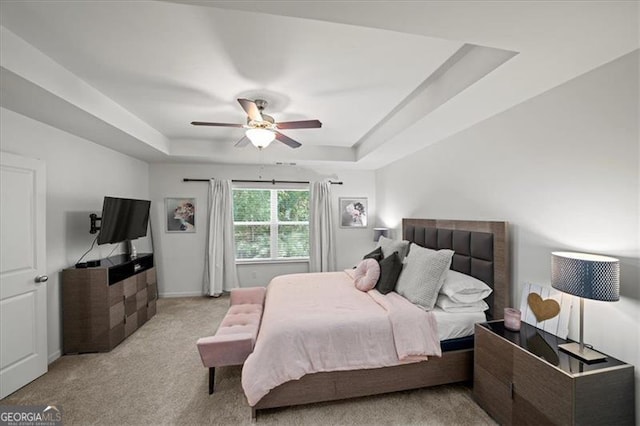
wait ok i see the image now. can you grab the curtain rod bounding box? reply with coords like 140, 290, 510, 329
183, 178, 343, 185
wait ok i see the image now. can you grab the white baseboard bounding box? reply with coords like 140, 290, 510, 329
48, 350, 61, 364
158, 291, 203, 298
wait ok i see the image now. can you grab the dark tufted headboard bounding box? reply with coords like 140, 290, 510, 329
402, 219, 510, 320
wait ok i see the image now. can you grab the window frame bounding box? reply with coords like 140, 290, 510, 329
233, 187, 310, 263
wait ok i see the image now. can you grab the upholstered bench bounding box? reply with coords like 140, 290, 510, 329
196, 287, 266, 394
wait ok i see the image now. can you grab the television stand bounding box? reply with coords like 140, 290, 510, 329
125, 239, 138, 260
61, 253, 157, 353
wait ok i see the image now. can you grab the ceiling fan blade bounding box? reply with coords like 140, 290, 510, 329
237, 98, 263, 122
276, 119, 322, 130
235, 136, 250, 148
275, 131, 302, 149
191, 121, 244, 128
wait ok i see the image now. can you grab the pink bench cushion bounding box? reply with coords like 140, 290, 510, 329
197, 333, 253, 367
230, 286, 266, 306
217, 303, 263, 345
196, 287, 266, 368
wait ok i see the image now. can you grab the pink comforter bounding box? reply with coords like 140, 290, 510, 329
241, 271, 441, 406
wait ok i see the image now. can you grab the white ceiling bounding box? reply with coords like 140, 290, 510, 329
0, 1, 638, 169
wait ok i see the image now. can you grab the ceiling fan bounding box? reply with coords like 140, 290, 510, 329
191, 98, 322, 149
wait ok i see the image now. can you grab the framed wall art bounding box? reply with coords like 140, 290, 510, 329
339, 197, 368, 228
166, 198, 196, 233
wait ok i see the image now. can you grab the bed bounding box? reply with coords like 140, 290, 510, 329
245, 218, 510, 419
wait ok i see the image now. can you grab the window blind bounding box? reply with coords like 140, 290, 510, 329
233, 188, 309, 260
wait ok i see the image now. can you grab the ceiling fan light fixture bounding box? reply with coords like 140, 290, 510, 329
246, 128, 275, 149
191, 98, 315, 149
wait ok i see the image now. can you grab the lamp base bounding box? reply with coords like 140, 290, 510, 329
558, 342, 607, 362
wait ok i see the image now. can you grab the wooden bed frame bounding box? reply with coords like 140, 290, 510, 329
250, 218, 510, 419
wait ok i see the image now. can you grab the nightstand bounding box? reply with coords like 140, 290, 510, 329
474, 321, 635, 425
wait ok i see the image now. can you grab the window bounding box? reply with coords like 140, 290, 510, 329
233, 188, 309, 261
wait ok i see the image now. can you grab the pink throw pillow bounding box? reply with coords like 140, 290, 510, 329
353, 258, 381, 292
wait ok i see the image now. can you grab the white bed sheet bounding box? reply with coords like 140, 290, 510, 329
432, 308, 486, 341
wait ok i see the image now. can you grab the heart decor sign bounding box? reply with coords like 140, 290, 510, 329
527, 293, 561, 322
520, 283, 572, 338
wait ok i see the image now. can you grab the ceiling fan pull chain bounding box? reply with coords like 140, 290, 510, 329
258, 150, 264, 179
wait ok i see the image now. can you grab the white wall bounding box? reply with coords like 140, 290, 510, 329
376, 51, 640, 417
0, 107, 151, 362
149, 163, 376, 296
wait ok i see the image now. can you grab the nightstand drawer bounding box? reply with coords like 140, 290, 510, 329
513, 347, 572, 425
513, 393, 556, 426
474, 364, 512, 425
475, 325, 513, 384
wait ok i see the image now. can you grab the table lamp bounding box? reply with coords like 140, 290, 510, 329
551, 251, 619, 362
373, 228, 389, 242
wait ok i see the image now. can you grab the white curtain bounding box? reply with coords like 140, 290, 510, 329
309, 180, 336, 272
203, 179, 239, 296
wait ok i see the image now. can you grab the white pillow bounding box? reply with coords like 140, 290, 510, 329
395, 243, 453, 310
377, 236, 410, 260
436, 294, 489, 313
440, 270, 492, 304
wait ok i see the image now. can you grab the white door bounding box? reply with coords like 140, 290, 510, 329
0, 151, 47, 399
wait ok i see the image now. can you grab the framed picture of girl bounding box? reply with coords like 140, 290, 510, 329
166, 198, 196, 232
339, 197, 368, 228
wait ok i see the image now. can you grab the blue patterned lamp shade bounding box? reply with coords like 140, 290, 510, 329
551, 252, 620, 302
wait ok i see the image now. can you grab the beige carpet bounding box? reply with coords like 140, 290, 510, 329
2, 296, 496, 425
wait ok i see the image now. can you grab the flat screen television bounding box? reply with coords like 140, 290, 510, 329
97, 197, 151, 245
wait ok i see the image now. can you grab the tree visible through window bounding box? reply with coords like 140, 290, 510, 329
233, 188, 309, 260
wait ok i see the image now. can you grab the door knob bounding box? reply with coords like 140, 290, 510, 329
34, 275, 48, 283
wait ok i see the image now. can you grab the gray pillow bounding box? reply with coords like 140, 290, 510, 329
378, 236, 410, 260
363, 246, 384, 262
375, 252, 403, 295
395, 244, 454, 310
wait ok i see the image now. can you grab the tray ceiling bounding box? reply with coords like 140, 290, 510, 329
1, 1, 637, 168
